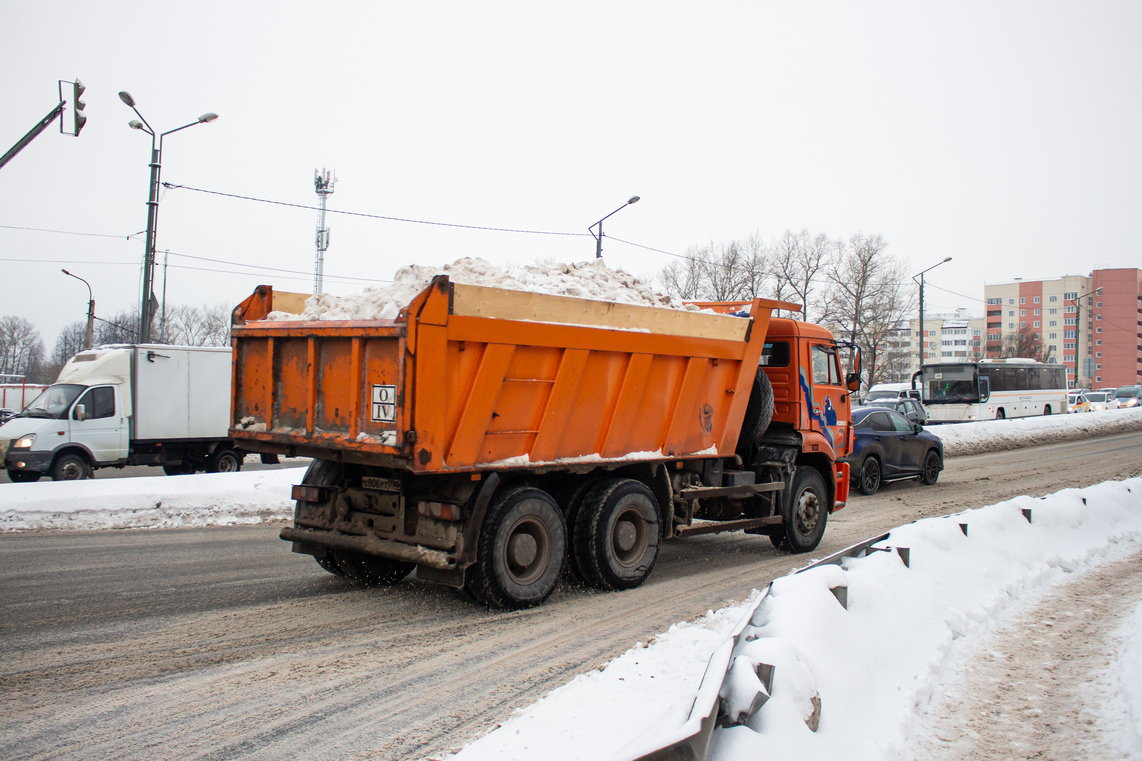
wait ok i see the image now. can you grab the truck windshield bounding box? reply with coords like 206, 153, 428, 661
20, 384, 85, 419
918, 365, 979, 404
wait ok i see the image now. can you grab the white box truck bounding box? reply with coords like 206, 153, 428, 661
0, 345, 244, 482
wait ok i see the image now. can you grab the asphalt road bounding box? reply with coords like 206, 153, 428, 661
2, 432, 1140, 761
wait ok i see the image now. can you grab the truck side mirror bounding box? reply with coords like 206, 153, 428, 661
845, 372, 861, 392
74, 404, 87, 422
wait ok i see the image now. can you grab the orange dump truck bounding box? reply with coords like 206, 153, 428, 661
230, 277, 859, 608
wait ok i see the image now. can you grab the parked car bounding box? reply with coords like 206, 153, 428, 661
1085, 391, 1120, 411
865, 397, 928, 425
1114, 386, 1142, 409
863, 382, 921, 403
842, 407, 944, 496
1068, 391, 1090, 413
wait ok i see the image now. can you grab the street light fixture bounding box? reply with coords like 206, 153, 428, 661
912, 257, 953, 369
589, 195, 640, 259
61, 269, 95, 350
119, 90, 218, 343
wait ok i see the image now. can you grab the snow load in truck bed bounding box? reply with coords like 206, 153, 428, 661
266, 257, 702, 321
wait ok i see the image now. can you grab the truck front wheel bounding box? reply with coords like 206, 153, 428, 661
781, 467, 828, 553
468, 486, 566, 609
573, 478, 660, 591
7, 470, 41, 483
51, 453, 91, 481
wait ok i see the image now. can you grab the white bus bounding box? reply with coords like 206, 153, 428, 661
912, 359, 1068, 422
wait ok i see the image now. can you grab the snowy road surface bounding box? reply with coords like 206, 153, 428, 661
2, 430, 1141, 760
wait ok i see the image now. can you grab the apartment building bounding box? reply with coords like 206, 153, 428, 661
984, 268, 1142, 388
877, 310, 985, 383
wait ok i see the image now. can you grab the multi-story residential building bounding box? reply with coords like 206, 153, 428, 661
984, 269, 1142, 388
876, 310, 985, 383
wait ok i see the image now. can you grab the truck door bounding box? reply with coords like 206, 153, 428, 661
808, 342, 848, 456
69, 385, 128, 463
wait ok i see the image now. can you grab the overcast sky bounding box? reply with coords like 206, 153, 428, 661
4, 1, 1141, 349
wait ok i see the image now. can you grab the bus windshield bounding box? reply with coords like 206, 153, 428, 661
919, 365, 979, 404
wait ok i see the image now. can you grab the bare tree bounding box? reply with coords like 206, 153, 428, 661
94, 308, 141, 346
0, 316, 47, 382
659, 238, 769, 302
771, 229, 835, 323
821, 233, 913, 389
162, 303, 231, 346
996, 329, 1053, 362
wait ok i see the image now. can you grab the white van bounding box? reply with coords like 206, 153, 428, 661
864, 382, 920, 403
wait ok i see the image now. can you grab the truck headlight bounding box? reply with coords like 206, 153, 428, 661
13, 434, 35, 448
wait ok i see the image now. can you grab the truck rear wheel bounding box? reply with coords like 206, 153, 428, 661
208, 449, 242, 473
333, 551, 413, 585
780, 467, 828, 553
468, 486, 566, 609
51, 453, 91, 481
573, 478, 660, 591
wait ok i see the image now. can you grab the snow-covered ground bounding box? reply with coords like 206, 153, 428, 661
3, 407, 1142, 759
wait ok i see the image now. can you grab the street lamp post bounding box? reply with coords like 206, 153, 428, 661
61, 269, 94, 350
912, 257, 953, 370
1070, 285, 1102, 389
118, 91, 218, 344
589, 196, 640, 258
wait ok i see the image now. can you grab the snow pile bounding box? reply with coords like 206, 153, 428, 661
269, 257, 698, 321
937, 407, 1142, 456
451, 478, 1142, 761
0, 468, 299, 532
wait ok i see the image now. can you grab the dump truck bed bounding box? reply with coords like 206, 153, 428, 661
230, 276, 789, 473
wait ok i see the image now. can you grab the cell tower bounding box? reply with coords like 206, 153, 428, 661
313, 168, 337, 294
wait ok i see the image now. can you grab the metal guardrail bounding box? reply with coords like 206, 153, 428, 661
621, 507, 1037, 761
618, 531, 909, 761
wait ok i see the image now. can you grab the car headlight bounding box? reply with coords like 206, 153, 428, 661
13, 434, 35, 448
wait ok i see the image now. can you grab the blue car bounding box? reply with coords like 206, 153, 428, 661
842, 406, 944, 495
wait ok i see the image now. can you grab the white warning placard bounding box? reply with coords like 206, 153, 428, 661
371, 384, 397, 422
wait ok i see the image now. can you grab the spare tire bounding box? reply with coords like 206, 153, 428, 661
736, 369, 774, 462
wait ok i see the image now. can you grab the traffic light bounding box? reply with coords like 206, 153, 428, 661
72, 79, 86, 136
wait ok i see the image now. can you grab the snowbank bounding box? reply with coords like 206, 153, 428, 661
452, 478, 1142, 761
0, 468, 299, 532
268, 257, 698, 321
937, 407, 1142, 456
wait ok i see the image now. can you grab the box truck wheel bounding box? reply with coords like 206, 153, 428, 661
333, 551, 413, 585
573, 478, 660, 591
780, 467, 828, 553
7, 470, 41, 483
208, 449, 243, 473
467, 486, 566, 609
163, 462, 196, 476
51, 453, 91, 481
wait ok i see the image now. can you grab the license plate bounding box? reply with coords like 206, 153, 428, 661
362, 476, 401, 492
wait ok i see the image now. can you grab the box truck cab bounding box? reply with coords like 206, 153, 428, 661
1, 345, 242, 482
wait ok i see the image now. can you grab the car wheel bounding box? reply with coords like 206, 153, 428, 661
857, 456, 881, 496
51, 453, 91, 481
920, 449, 942, 485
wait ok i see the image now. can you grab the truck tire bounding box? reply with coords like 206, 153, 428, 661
553, 478, 599, 581
467, 486, 566, 609
736, 370, 774, 462
208, 449, 242, 473
573, 478, 660, 591
7, 470, 41, 483
314, 553, 346, 576
260, 453, 281, 465
51, 453, 91, 481
333, 551, 413, 585
163, 462, 196, 476
780, 467, 828, 553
